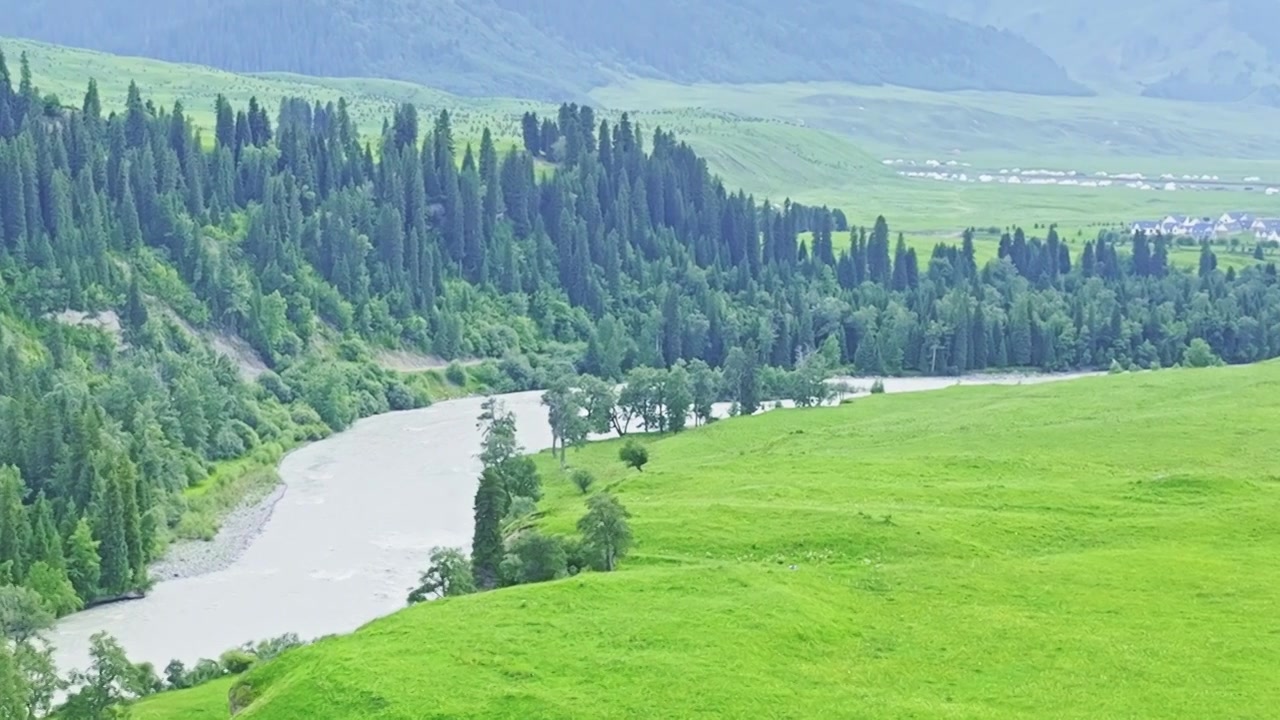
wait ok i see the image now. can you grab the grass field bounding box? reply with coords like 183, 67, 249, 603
10, 37, 1280, 235
135, 361, 1280, 718
593, 78, 1280, 172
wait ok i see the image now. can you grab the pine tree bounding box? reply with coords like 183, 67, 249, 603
65, 517, 101, 601
29, 493, 64, 569
470, 466, 505, 591
0, 465, 31, 583
124, 81, 147, 149
124, 273, 148, 336
92, 471, 132, 596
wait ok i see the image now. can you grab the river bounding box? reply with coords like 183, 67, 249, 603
49, 371, 1096, 675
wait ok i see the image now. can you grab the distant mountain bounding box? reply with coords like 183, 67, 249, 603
0, 0, 1088, 99
904, 0, 1280, 105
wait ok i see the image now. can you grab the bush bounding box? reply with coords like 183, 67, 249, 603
336, 337, 370, 362
445, 361, 468, 386
503, 495, 538, 524
870, 379, 885, 394
249, 633, 305, 662
571, 469, 595, 494
497, 353, 537, 392
256, 371, 293, 403
1183, 338, 1221, 368
1108, 359, 1125, 374
619, 440, 649, 472
186, 658, 226, 686
384, 380, 417, 411
219, 649, 258, 674
499, 530, 568, 585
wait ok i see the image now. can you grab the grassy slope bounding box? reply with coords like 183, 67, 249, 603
592, 78, 1280, 167
12, 37, 1280, 234
592, 78, 1280, 230
136, 361, 1280, 718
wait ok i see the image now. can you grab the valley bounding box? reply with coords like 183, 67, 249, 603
0, 4, 1278, 716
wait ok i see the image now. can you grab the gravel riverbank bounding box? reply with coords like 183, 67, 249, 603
149, 483, 289, 581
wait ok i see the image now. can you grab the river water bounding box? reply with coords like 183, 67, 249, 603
49, 372, 1094, 675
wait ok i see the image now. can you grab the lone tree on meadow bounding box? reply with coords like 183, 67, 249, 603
577, 493, 633, 572
619, 440, 648, 472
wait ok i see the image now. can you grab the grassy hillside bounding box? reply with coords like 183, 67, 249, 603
594, 78, 1280, 168
12, 36, 1280, 234
595, 78, 1280, 230
906, 0, 1280, 104
136, 362, 1280, 718
0, 0, 1083, 99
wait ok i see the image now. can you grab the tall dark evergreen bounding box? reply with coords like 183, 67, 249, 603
470, 466, 505, 591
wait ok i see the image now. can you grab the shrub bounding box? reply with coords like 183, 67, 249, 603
445, 361, 468, 386
499, 531, 568, 585
1183, 338, 1221, 368
186, 658, 226, 686
870, 379, 886, 394
249, 633, 305, 662
503, 495, 538, 524
219, 649, 257, 675
256, 370, 293, 403
619, 440, 649, 472
571, 469, 595, 494
384, 380, 417, 411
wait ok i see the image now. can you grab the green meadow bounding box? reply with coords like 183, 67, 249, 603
136, 361, 1280, 718
10, 37, 1280, 234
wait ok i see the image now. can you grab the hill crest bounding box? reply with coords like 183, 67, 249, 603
0, 0, 1087, 99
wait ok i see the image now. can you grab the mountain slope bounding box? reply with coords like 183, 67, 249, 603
135, 363, 1280, 718
0, 0, 1087, 98
906, 0, 1280, 104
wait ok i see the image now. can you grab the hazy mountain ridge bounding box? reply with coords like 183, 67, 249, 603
905, 0, 1280, 105
0, 0, 1086, 99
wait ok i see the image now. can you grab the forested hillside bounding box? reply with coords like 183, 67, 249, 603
0, 40, 1278, 627
0, 0, 1086, 98
906, 0, 1280, 104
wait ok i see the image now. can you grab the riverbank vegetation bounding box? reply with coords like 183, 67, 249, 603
134, 360, 1280, 718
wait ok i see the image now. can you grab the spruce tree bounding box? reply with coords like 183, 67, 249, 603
92, 471, 131, 596
29, 493, 64, 569
65, 517, 101, 604
0, 466, 31, 583
470, 466, 505, 591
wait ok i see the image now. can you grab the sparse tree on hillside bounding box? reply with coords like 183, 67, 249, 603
499, 530, 568, 585
407, 546, 476, 604
619, 441, 648, 472
577, 493, 633, 572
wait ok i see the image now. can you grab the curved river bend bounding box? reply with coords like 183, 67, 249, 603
50, 373, 1093, 674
